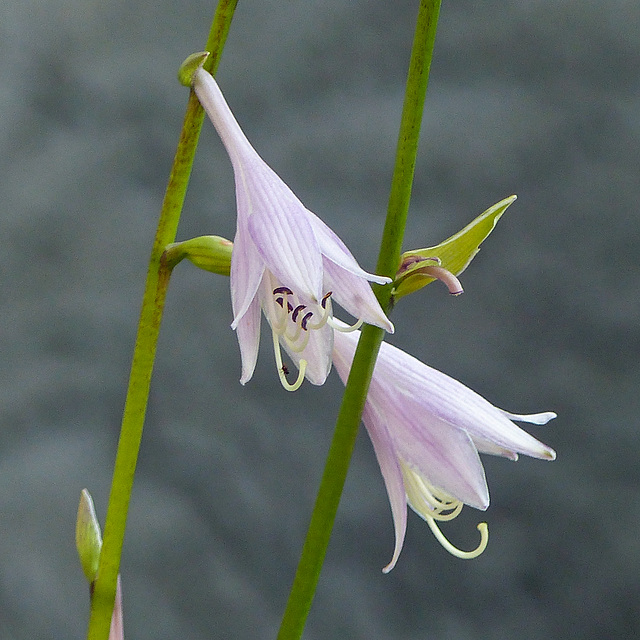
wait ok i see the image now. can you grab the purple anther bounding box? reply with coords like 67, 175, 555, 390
292, 304, 306, 322
301, 312, 314, 330
321, 291, 333, 309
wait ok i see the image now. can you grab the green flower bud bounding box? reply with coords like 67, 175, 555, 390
392, 195, 517, 301
164, 235, 233, 275
75, 489, 102, 583
178, 51, 210, 87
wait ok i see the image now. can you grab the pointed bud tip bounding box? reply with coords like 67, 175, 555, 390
178, 51, 210, 87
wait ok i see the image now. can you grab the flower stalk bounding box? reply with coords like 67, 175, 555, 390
85, 3, 238, 639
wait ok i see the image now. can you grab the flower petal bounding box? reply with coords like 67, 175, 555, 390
279, 321, 334, 385
193, 68, 255, 163
468, 435, 520, 460
498, 409, 558, 425
363, 402, 408, 573
371, 339, 556, 461
195, 68, 325, 303
323, 259, 394, 333
332, 338, 407, 572
246, 176, 324, 301
306, 209, 391, 285
234, 294, 262, 385
367, 378, 489, 510
229, 221, 265, 330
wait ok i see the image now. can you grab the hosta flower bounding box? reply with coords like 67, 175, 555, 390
332, 325, 556, 572
193, 68, 393, 389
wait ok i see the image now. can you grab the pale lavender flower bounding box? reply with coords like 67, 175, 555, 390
193, 68, 393, 389
332, 325, 556, 572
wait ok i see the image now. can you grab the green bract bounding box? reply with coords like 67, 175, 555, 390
392, 195, 517, 301
178, 51, 210, 87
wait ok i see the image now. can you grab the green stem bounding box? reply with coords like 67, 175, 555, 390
85, 3, 238, 639
276, 2, 442, 638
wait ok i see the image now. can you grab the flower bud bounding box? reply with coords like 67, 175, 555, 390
76, 489, 102, 583
164, 235, 233, 275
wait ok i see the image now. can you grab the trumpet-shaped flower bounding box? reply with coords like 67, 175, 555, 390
193, 68, 393, 389
331, 325, 556, 572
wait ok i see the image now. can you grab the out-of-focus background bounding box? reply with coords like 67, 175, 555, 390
2, 0, 639, 638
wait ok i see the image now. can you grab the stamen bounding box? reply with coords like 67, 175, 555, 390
285, 320, 303, 345
283, 320, 312, 352
305, 298, 332, 331
267, 282, 332, 346
400, 461, 487, 557
269, 286, 294, 333
275, 297, 293, 313
403, 464, 463, 520
269, 298, 289, 334
429, 500, 464, 522
425, 518, 489, 559
328, 316, 364, 333
291, 304, 306, 322
271, 328, 306, 391
300, 312, 314, 330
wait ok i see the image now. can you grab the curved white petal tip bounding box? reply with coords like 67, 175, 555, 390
501, 410, 557, 425
381, 550, 401, 574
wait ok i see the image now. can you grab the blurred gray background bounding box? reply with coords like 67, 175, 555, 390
1, 0, 639, 638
